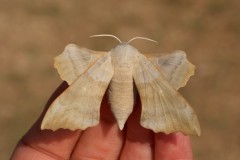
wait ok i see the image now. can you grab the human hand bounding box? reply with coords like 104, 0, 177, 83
11, 82, 193, 160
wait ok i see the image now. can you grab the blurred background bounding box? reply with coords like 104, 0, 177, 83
1, 0, 239, 159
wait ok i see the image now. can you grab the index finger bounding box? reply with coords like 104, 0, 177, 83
11, 82, 82, 160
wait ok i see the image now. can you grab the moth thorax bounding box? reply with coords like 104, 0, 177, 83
111, 44, 138, 64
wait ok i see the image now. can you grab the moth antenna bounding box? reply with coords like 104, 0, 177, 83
127, 37, 158, 44
90, 34, 122, 43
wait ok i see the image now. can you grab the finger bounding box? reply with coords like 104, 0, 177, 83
120, 99, 154, 160
155, 132, 193, 160
71, 95, 124, 160
11, 82, 82, 160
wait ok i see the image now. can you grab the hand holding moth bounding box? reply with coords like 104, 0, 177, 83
11, 82, 193, 159
41, 35, 201, 136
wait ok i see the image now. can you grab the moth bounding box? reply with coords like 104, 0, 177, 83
41, 34, 201, 136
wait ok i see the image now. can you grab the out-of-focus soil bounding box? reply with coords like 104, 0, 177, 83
1, 0, 240, 159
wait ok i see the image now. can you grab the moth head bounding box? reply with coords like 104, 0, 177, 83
109, 43, 139, 67
111, 42, 139, 55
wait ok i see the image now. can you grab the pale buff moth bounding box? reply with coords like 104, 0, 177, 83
41, 34, 201, 136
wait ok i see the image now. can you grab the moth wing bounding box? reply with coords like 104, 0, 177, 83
133, 54, 200, 136
147, 51, 195, 90
55, 44, 107, 85
41, 55, 113, 131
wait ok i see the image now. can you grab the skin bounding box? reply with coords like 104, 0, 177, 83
11, 82, 193, 160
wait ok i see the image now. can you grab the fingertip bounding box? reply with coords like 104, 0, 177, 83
119, 98, 154, 160
71, 94, 124, 160
155, 132, 193, 160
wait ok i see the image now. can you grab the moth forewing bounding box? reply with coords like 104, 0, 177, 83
133, 54, 201, 136
41, 55, 114, 131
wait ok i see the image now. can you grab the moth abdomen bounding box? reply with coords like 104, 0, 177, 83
109, 67, 134, 130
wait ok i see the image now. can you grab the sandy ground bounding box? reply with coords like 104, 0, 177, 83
1, 0, 240, 159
